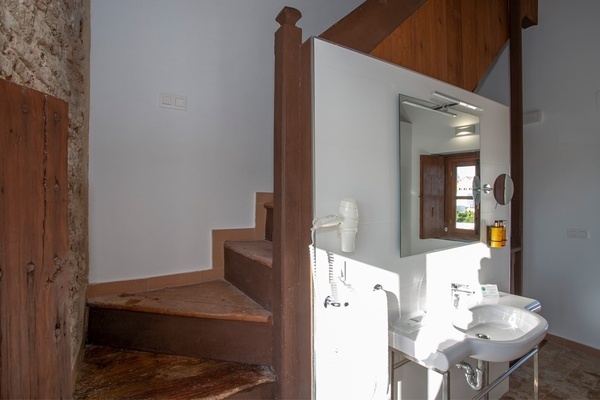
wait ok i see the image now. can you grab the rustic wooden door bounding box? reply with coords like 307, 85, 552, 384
0, 79, 71, 398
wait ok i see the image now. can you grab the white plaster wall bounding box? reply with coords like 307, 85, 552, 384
89, 0, 362, 282
478, 0, 600, 350
313, 38, 511, 400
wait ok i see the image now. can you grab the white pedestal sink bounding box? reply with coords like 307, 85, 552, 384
452, 303, 548, 362
389, 292, 548, 400
389, 293, 548, 372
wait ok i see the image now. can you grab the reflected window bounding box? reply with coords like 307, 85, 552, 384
420, 152, 479, 241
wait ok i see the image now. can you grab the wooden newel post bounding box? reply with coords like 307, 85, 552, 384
273, 6, 313, 400
509, 0, 524, 295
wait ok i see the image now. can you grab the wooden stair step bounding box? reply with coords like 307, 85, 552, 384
224, 240, 273, 267
86, 280, 273, 365
74, 345, 276, 400
224, 240, 273, 311
87, 279, 271, 323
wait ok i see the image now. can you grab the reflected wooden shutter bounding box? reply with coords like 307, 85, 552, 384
420, 154, 445, 238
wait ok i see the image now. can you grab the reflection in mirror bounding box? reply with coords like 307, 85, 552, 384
420, 152, 480, 241
472, 177, 493, 206
493, 174, 514, 205
472, 176, 481, 205
399, 94, 481, 257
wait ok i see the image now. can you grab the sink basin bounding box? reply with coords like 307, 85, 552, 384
453, 304, 548, 362
388, 293, 548, 372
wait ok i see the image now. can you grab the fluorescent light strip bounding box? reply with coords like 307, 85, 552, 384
431, 91, 484, 112
402, 100, 457, 118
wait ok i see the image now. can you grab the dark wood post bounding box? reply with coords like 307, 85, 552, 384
273, 7, 313, 399
509, 0, 524, 295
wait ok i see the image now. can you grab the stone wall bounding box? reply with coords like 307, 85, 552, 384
0, 0, 90, 367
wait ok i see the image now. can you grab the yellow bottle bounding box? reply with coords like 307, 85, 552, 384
488, 220, 506, 248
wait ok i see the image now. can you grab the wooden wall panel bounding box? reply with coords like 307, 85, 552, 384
459, 0, 477, 89
370, 0, 512, 91
433, 0, 449, 83
412, 1, 435, 79
446, 0, 463, 86
0, 79, 70, 398
319, 0, 428, 54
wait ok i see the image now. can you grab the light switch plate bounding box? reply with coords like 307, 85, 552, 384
159, 92, 187, 111
567, 228, 590, 239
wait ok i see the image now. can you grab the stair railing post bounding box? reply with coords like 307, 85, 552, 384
273, 7, 313, 399
509, 0, 524, 295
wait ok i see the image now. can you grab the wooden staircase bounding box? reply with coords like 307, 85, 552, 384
74, 200, 277, 399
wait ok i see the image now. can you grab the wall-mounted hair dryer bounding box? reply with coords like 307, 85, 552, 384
312, 198, 359, 252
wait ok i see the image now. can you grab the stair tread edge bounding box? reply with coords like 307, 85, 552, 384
224, 240, 273, 267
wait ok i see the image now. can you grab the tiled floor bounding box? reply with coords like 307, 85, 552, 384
501, 341, 600, 399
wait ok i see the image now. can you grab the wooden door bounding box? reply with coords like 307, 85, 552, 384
0, 79, 71, 398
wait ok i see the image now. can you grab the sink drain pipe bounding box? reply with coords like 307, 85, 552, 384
456, 360, 486, 391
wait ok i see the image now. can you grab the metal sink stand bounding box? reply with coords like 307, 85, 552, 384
390, 345, 540, 400
472, 346, 539, 400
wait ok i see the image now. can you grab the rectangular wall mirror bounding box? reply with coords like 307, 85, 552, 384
399, 94, 481, 257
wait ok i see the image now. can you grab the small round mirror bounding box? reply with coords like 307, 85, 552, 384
493, 174, 514, 205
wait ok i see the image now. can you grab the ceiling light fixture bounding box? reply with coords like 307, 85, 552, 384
432, 91, 484, 112
402, 100, 457, 118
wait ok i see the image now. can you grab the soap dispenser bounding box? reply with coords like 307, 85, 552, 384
488, 220, 507, 248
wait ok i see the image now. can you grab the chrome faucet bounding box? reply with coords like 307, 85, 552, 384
451, 283, 475, 308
